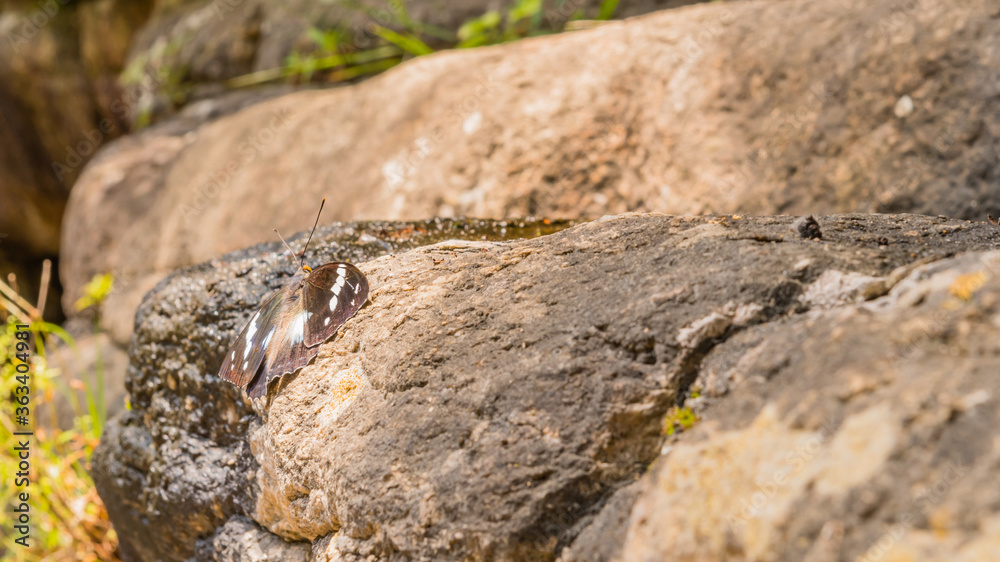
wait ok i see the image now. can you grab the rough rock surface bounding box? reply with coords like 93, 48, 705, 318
606, 249, 1000, 561
192, 517, 311, 562
63, 0, 1000, 331
92, 213, 1000, 561
89, 216, 573, 561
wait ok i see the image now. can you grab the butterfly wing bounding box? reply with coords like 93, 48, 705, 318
302, 263, 370, 346
218, 289, 286, 390
248, 286, 318, 398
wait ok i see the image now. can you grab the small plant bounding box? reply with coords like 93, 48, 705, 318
129, 1, 626, 120
120, 33, 191, 129
457, 0, 544, 47
228, 0, 621, 89
228, 24, 405, 89
73, 274, 113, 313
662, 406, 699, 436
0, 267, 119, 560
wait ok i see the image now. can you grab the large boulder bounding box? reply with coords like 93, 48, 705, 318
0, 0, 154, 319
92, 212, 1000, 560
62, 0, 1000, 344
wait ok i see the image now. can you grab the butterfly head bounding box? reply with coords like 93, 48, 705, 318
274, 199, 326, 276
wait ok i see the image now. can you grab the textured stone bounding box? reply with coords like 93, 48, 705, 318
612, 248, 1000, 561
62, 0, 1000, 335
91, 213, 1000, 561
192, 517, 311, 562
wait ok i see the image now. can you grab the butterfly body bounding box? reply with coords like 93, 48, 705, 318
218, 262, 369, 398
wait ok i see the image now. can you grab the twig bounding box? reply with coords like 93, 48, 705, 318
0, 294, 31, 324
36, 258, 51, 320
0, 275, 39, 318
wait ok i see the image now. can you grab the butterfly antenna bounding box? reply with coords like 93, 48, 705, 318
298, 198, 326, 268
273, 229, 298, 264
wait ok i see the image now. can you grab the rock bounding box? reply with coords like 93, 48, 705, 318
63, 0, 1000, 335
799, 269, 885, 309
615, 248, 1000, 561
58, 86, 314, 347
894, 94, 915, 118
192, 517, 311, 562
559, 482, 643, 562
91, 213, 1000, 561
794, 215, 822, 240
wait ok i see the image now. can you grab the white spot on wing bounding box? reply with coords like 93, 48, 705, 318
288, 312, 307, 343
324, 317, 330, 326
331, 275, 347, 296
243, 312, 260, 359
242, 360, 249, 371
262, 327, 276, 349
329, 294, 339, 312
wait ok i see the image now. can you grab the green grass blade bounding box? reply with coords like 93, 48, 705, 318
598, 0, 620, 20
371, 25, 435, 56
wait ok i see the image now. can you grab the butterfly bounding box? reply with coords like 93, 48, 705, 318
218, 200, 369, 398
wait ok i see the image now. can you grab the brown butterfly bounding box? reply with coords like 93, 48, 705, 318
218, 200, 369, 398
